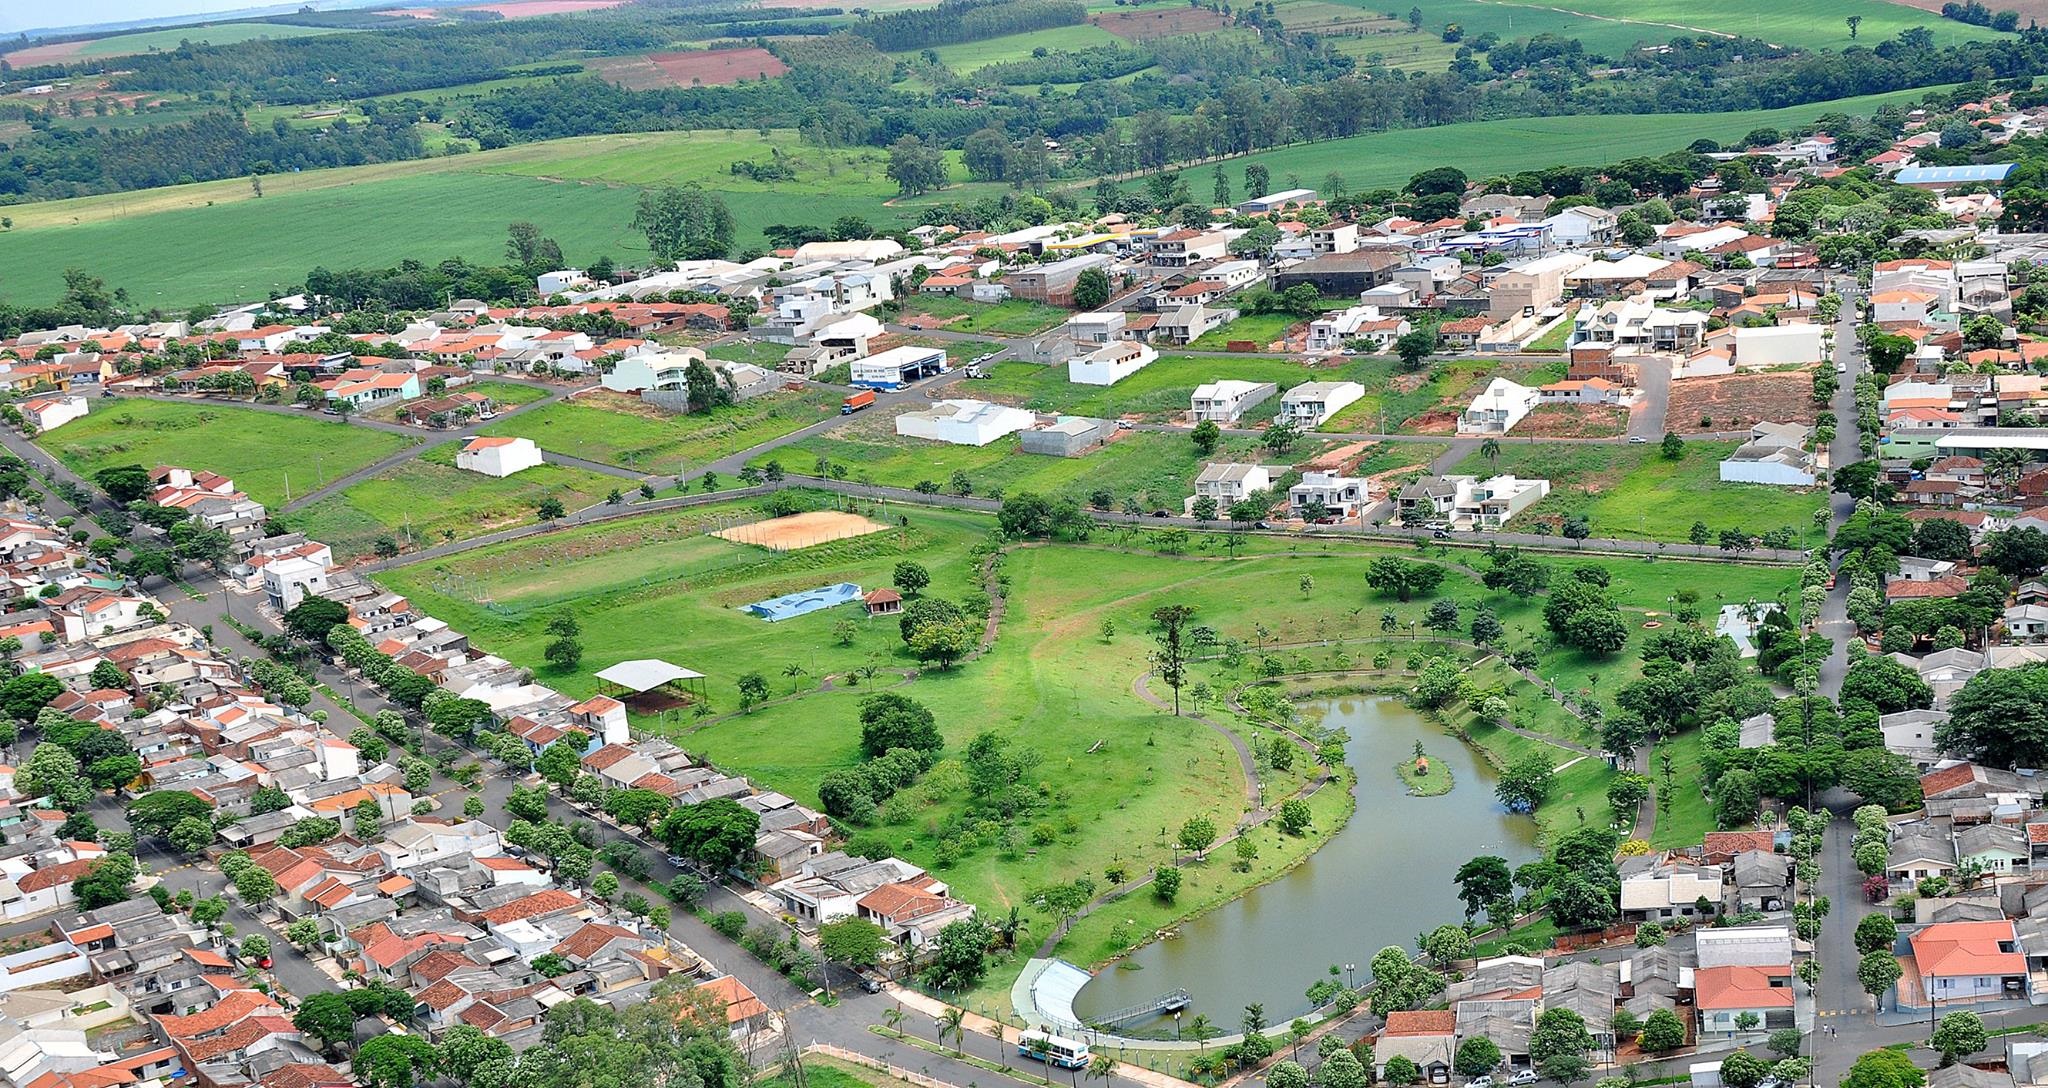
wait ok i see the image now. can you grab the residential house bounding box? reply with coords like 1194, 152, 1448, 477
17, 396, 86, 433
893, 400, 1034, 447
1619, 856, 1723, 921
1459, 379, 1540, 434
1695, 964, 1796, 1035
1190, 464, 1274, 512
1067, 341, 1157, 386
1958, 823, 2029, 876
1189, 381, 1277, 423
1278, 382, 1366, 428
1909, 920, 2026, 1004
1019, 417, 1107, 458
1376, 1010, 1456, 1085
1720, 422, 1817, 487
1729, 851, 1791, 913
455, 436, 544, 478
1153, 305, 1238, 346
1889, 822, 1959, 891
1288, 472, 1373, 521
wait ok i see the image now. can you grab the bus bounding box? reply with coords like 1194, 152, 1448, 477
1018, 1030, 1091, 1070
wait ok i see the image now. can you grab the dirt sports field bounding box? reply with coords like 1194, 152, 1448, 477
714, 510, 889, 551
1092, 6, 1231, 38
593, 47, 789, 89
1667, 369, 1821, 432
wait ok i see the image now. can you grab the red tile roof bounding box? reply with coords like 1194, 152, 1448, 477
1911, 920, 2024, 978
1695, 965, 1795, 1010
1383, 1010, 1456, 1036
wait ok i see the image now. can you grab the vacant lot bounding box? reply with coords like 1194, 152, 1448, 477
477, 388, 842, 471
1185, 313, 1307, 352
288, 443, 623, 558
970, 354, 1314, 420
900, 297, 1070, 337
594, 47, 790, 90
1668, 370, 1823, 432
1513, 404, 1630, 438
1450, 441, 1825, 543
38, 400, 416, 508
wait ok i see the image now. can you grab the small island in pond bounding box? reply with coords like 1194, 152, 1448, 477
1396, 741, 1453, 797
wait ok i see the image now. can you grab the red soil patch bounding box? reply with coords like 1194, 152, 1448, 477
3, 40, 91, 67
593, 47, 788, 89
1403, 409, 1461, 435
1667, 369, 1820, 433
1092, 6, 1229, 38
1511, 403, 1629, 438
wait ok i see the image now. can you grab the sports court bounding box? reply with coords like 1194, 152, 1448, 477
712, 510, 889, 551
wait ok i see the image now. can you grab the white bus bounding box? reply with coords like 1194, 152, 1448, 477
1018, 1030, 1091, 1069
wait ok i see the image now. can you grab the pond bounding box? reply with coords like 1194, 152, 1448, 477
1069, 695, 1543, 1029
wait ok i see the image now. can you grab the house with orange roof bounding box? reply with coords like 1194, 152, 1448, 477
1374, 1010, 1455, 1083
18, 394, 87, 434
1909, 920, 2026, 1003
694, 975, 771, 1039
1695, 963, 1796, 1034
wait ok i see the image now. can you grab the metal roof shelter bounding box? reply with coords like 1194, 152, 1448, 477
594, 659, 704, 692
1895, 164, 2015, 188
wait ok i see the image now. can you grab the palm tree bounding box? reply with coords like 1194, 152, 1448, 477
997, 905, 1024, 949
1480, 436, 1501, 467
1088, 1053, 1117, 1085
782, 662, 808, 694
882, 1006, 905, 1037
1189, 1014, 1216, 1051
938, 1007, 967, 1055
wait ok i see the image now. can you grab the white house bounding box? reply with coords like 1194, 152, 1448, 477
1067, 341, 1157, 386
1065, 312, 1128, 346
1289, 471, 1373, 521
1718, 422, 1816, 486
538, 269, 595, 296
602, 348, 704, 394
1190, 463, 1274, 510
1190, 380, 1277, 423
851, 345, 949, 389
16, 395, 85, 433
1278, 382, 1365, 428
1455, 475, 1550, 530
1541, 206, 1619, 246
456, 436, 545, 478
1733, 324, 1827, 368
1459, 378, 1541, 434
894, 400, 1034, 447
262, 554, 330, 612
1305, 305, 1409, 353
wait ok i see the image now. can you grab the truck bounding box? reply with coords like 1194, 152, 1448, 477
841, 389, 876, 414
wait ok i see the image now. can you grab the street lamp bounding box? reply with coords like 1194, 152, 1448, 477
1344, 963, 1357, 989
1174, 1010, 1183, 1042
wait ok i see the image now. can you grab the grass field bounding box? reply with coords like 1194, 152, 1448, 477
37, 400, 417, 507
1185, 313, 1305, 351
476, 388, 843, 471
373, 496, 1793, 992
286, 442, 624, 558
3, 21, 353, 65
1450, 441, 1827, 544
921, 23, 1121, 69
901, 297, 1072, 337
753, 412, 1283, 510
965, 355, 1320, 420
0, 131, 918, 309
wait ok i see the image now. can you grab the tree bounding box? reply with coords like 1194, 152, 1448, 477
234, 865, 277, 903
886, 136, 948, 197
544, 634, 583, 671
127, 790, 214, 838
1178, 815, 1218, 856
440, 1025, 513, 1084
633, 184, 735, 262
1984, 528, 2048, 578
537, 497, 566, 521
735, 672, 769, 711
295, 991, 357, 1052
1154, 864, 1183, 902
593, 872, 620, 900
1495, 754, 1554, 813
1423, 923, 1472, 964
1384, 1057, 1420, 1086
239, 934, 270, 963
0, 672, 63, 722
357, 1034, 440, 1088
925, 917, 994, 990
1271, 1060, 1311, 1088
1639, 1008, 1686, 1053
282, 596, 349, 642
1529, 1007, 1594, 1086
1191, 419, 1222, 454
1854, 913, 1898, 955
659, 798, 761, 870
537, 741, 584, 788
1455, 855, 1513, 920
1455, 1037, 1501, 1078
1152, 604, 1196, 715
505, 221, 564, 269
1073, 267, 1111, 311
1366, 557, 1445, 602
95, 465, 153, 503
1394, 329, 1438, 372
1933, 1012, 1988, 1065
892, 561, 931, 596
1843, 1050, 1925, 1088
605, 787, 673, 830
1719, 1051, 1770, 1088
1661, 431, 1684, 460
859, 692, 943, 758
1858, 948, 1903, 998
74, 852, 137, 910
1941, 663, 2048, 768
19, 744, 87, 810
819, 917, 888, 970
286, 918, 320, 951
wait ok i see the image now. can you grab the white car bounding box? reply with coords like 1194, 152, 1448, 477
1507, 1072, 1539, 1087
1466, 1078, 1492, 1088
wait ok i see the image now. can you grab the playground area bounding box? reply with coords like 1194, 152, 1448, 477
712, 510, 889, 551
742, 581, 864, 621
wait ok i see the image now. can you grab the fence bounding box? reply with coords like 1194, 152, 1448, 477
805, 1042, 969, 1088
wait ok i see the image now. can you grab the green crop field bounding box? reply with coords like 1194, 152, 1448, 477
63, 21, 354, 59
476, 388, 844, 472
1450, 441, 1828, 544
286, 442, 624, 558
0, 131, 922, 309
1505, 0, 2004, 49
36, 399, 417, 507
374, 495, 1787, 993
919, 23, 1122, 68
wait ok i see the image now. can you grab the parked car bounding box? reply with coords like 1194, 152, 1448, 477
1507, 1071, 1539, 1086
858, 973, 885, 993
1466, 1077, 1493, 1088
1628, 435, 1648, 444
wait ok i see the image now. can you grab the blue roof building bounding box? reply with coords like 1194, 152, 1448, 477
1895, 163, 2016, 189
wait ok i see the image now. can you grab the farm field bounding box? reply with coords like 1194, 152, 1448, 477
475, 388, 844, 472
751, 412, 1287, 510
1517, 0, 2005, 49
1449, 440, 1828, 544
1090, 5, 1232, 37
4, 21, 354, 65
375, 496, 1785, 990
591, 48, 791, 90
286, 443, 625, 558
920, 23, 1122, 68
36, 399, 417, 508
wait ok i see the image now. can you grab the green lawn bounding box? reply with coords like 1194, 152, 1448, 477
37, 399, 416, 507
901, 297, 1072, 337
1185, 313, 1306, 352
1450, 441, 1826, 544
285, 443, 625, 559
967, 354, 1321, 420
704, 341, 794, 368
476, 388, 843, 472
469, 380, 551, 407
374, 496, 1792, 993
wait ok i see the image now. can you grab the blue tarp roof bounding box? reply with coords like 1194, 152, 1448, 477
1895, 163, 2015, 185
